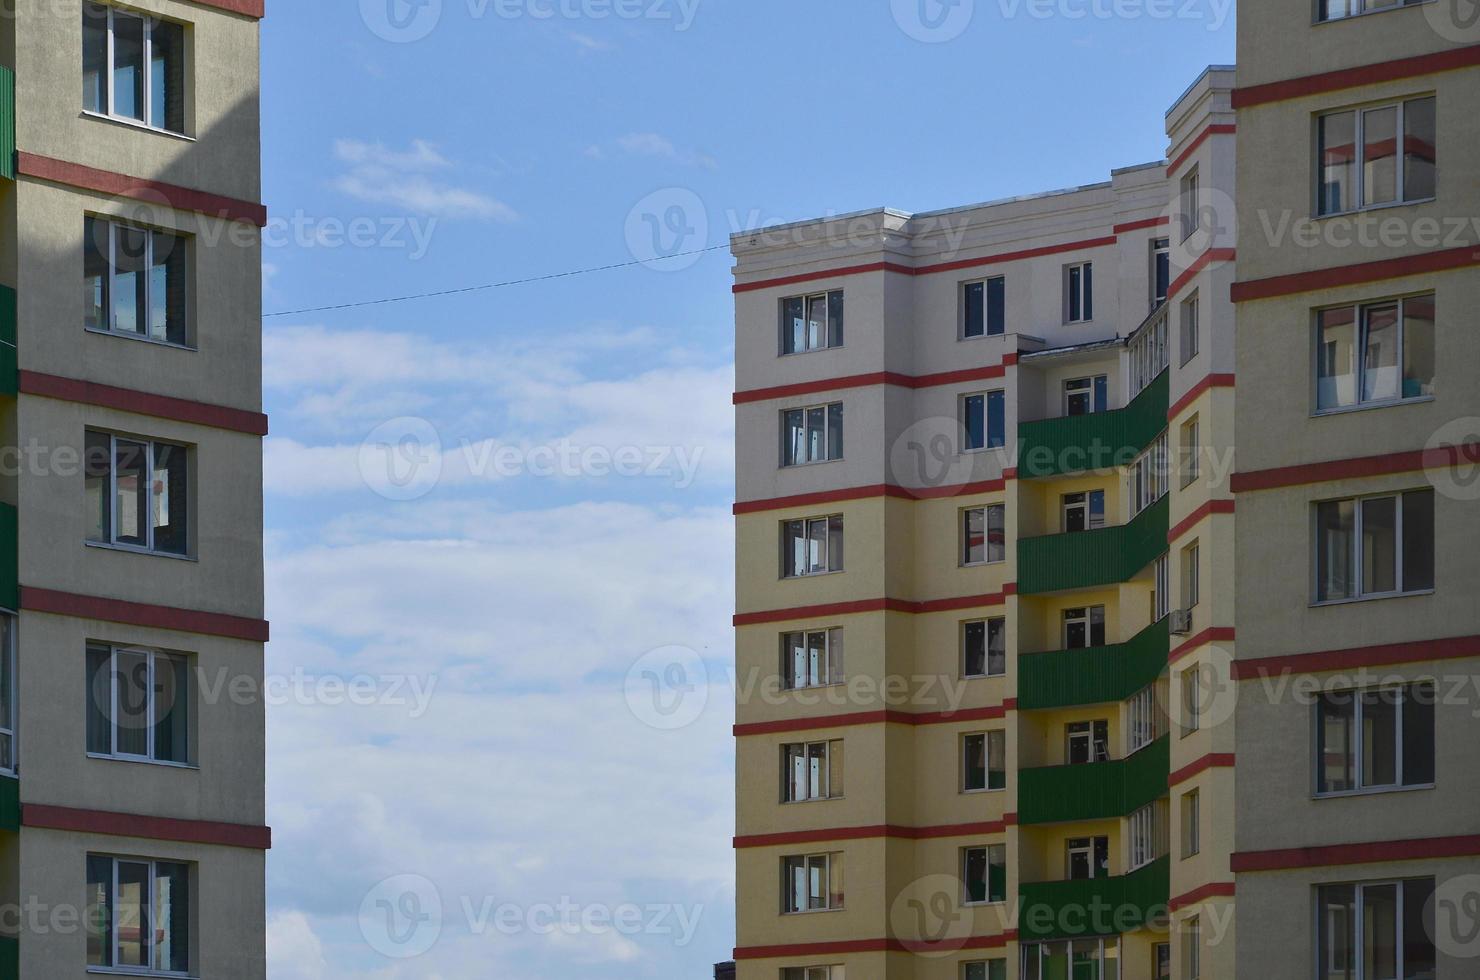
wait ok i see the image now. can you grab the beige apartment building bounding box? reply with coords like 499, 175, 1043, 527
1231, 0, 1480, 977
0, 0, 269, 976
731, 70, 1236, 980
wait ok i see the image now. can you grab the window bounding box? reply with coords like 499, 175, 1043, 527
82, 2, 186, 134
1130, 803, 1164, 869
1062, 606, 1106, 649
1316, 682, 1435, 794
1181, 542, 1200, 611
962, 505, 1005, 566
962, 844, 1006, 904
1065, 262, 1093, 323
962, 391, 1006, 451
1128, 685, 1161, 753
86, 645, 190, 765
0, 615, 13, 773
783, 968, 844, 980
1318, 97, 1435, 215
1067, 721, 1110, 764
781, 290, 843, 354
1315, 489, 1434, 602
1320, 0, 1428, 23
782, 516, 843, 578
1129, 304, 1170, 395
781, 629, 844, 690
84, 216, 190, 346
85, 431, 190, 556
1066, 836, 1109, 879
1022, 939, 1120, 980
1061, 491, 1105, 533
962, 731, 1006, 792
86, 855, 190, 973
1180, 170, 1200, 242
782, 740, 843, 803
1154, 554, 1170, 621
1179, 665, 1202, 737
963, 277, 1005, 338
1151, 238, 1170, 310
1154, 944, 1171, 980
1130, 432, 1169, 516
962, 618, 1005, 678
782, 853, 843, 913
1183, 916, 1200, 980
1179, 293, 1199, 365
1181, 789, 1200, 858
1064, 376, 1108, 416
1316, 294, 1435, 411
782, 403, 843, 466
963, 960, 1006, 980
1317, 878, 1436, 979
1180, 417, 1199, 489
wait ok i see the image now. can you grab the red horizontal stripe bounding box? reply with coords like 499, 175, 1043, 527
1113, 216, 1170, 234
17, 152, 267, 226
735, 590, 1010, 627
733, 361, 1010, 404
1231, 43, 1480, 110
1168, 499, 1235, 543
1167, 124, 1236, 177
1169, 881, 1235, 911
1230, 443, 1477, 493
21, 587, 269, 642
19, 371, 268, 436
734, 818, 1013, 849
733, 479, 1010, 515
733, 261, 909, 294
1168, 248, 1235, 303
1169, 627, 1235, 664
734, 701, 1016, 738
1168, 372, 1235, 420
1232, 833, 1480, 873
23, 804, 271, 849
1231, 243, 1480, 303
1231, 633, 1480, 679
1169, 753, 1235, 787
194, 0, 265, 15
735, 934, 1013, 961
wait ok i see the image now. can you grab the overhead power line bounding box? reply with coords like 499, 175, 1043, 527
262, 243, 732, 318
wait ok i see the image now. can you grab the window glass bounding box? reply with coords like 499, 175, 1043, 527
1360, 689, 1399, 786
1402, 488, 1435, 591
153, 442, 188, 555
83, 3, 110, 113
827, 291, 844, 349
113, 225, 148, 336
1319, 111, 1356, 214
84, 217, 110, 332
1316, 306, 1357, 410
1402, 295, 1435, 399
1404, 878, 1437, 977
114, 439, 148, 548
1316, 499, 1356, 601
1359, 496, 1397, 595
1364, 883, 1399, 977
1403, 683, 1436, 785
1361, 303, 1401, 403
112, 11, 146, 122
150, 19, 186, 134
964, 281, 984, 338
827, 403, 843, 461
117, 860, 149, 967
1404, 97, 1437, 202
86, 855, 113, 967
150, 230, 187, 344
1318, 693, 1355, 793
153, 862, 189, 973
86, 431, 112, 543
806, 295, 828, 352
1362, 106, 1398, 207
986, 277, 1004, 336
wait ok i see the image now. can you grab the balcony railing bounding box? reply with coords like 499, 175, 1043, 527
1017, 369, 1168, 479
1019, 855, 1170, 941
1018, 618, 1169, 710
1017, 494, 1169, 596
0, 67, 11, 181
1018, 736, 1170, 825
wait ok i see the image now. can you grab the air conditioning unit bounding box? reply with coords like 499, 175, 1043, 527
1170, 609, 1193, 635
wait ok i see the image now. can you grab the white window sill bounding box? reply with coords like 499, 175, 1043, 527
778, 345, 845, 358
780, 457, 844, 469
782, 907, 843, 916
783, 682, 846, 693
961, 559, 1007, 569
1315, 195, 1438, 221
781, 569, 843, 581
81, 110, 195, 143
781, 796, 844, 805
85, 326, 197, 353
1311, 589, 1433, 608
962, 673, 1007, 681
960, 332, 1007, 342
88, 969, 195, 979
87, 753, 198, 771
1314, 782, 1434, 800
962, 899, 1007, 908
86, 541, 197, 563
1312, 395, 1434, 418
961, 786, 1007, 796
960, 446, 1007, 456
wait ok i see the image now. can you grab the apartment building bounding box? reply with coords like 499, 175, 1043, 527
731, 69, 1236, 980
0, 0, 269, 976
1231, 0, 1479, 977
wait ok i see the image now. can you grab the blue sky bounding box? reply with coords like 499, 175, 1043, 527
257, 2, 1234, 977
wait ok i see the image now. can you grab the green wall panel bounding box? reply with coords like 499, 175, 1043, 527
1019, 856, 1171, 941
1018, 370, 1169, 479
1018, 736, 1170, 825
1018, 618, 1169, 710
1018, 495, 1169, 596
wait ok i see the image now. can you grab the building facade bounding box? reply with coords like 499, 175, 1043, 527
0, 0, 268, 976
732, 70, 1236, 980
1231, 0, 1479, 976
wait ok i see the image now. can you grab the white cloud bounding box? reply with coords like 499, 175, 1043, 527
330, 139, 518, 222
266, 912, 329, 980
567, 32, 614, 51
588, 132, 717, 170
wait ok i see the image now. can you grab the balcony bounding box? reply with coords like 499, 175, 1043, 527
1018, 736, 1169, 825
1018, 370, 1168, 479
1017, 495, 1169, 596
1018, 618, 1169, 710
1018, 855, 1170, 941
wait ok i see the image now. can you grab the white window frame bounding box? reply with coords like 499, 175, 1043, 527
1179, 416, 1199, 489
780, 628, 844, 690
1129, 802, 1161, 870
961, 730, 1006, 794
1317, 98, 1436, 217
1066, 720, 1110, 764
783, 968, 844, 980
961, 505, 1005, 567
782, 852, 842, 913
1180, 169, 1200, 242
1127, 684, 1160, 753
962, 618, 1006, 679
1184, 916, 1201, 980
1154, 554, 1171, 621
1061, 490, 1106, 533
87, 431, 190, 557
1179, 293, 1199, 366
1180, 664, 1202, 737
1065, 262, 1094, 323
1130, 432, 1169, 517
1062, 605, 1105, 650
1129, 303, 1170, 396
781, 515, 843, 578
1182, 541, 1200, 611
963, 960, 1006, 980
782, 739, 842, 803
961, 843, 1006, 906
83, 3, 188, 136
1315, 682, 1434, 796
960, 390, 1005, 452
1313, 489, 1433, 603
0, 613, 15, 775
781, 402, 843, 466
780, 290, 843, 355
85, 217, 191, 347
961, 275, 1005, 339
1151, 237, 1170, 310
87, 644, 192, 767
1063, 375, 1107, 416
87, 854, 191, 976
1023, 939, 1120, 980
1314, 293, 1435, 414
1316, 878, 1436, 980
1317, 0, 1427, 20
1181, 789, 1201, 858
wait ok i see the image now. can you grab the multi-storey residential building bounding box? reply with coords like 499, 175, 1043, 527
0, 1, 268, 976
731, 69, 1236, 980
1231, 1, 1477, 977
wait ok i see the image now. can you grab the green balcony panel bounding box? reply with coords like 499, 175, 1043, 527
1019, 855, 1171, 941
0, 934, 14, 980
1017, 495, 1169, 596
0, 285, 15, 397
1019, 618, 1169, 710
0, 67, 12, 181
1018, 370, 1168, 479
1019, 736, 1170, 825
0, 774, 16, 833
